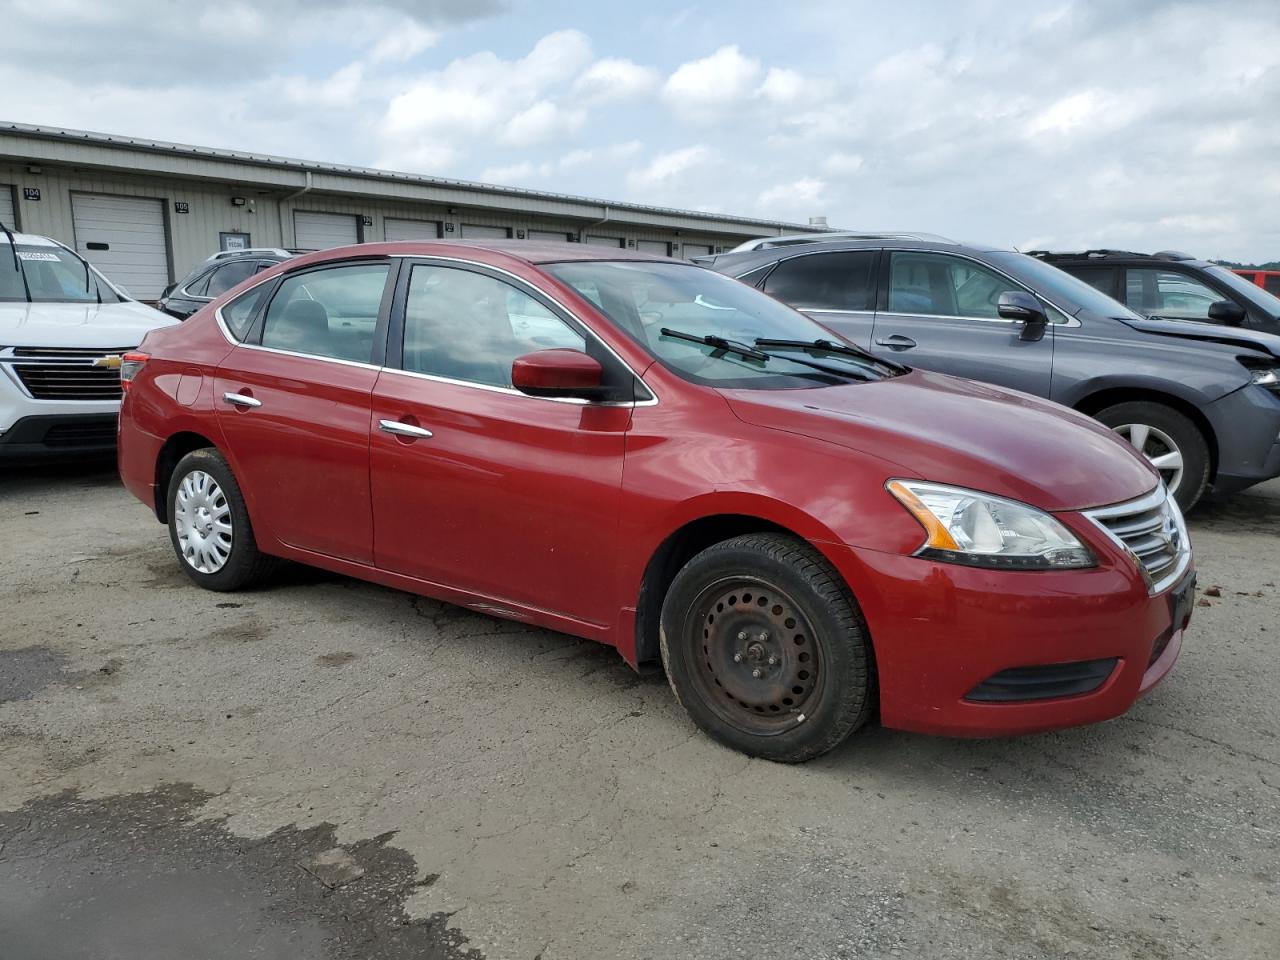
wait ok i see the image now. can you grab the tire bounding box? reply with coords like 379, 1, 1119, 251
1092, 402, 1210, 512
166, 448, 276, 591
659, 533, 876, 763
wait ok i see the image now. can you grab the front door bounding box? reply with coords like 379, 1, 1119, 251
214, 259, 392, 563
757, 249, 880, 348
869, 250, 1055, 397
370, 261, 630, 626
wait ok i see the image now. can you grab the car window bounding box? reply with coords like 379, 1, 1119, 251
205, 260, 257, 298
260, 262, 389, 362
401, 265, 585, 387
1124, 269, 1222, 321
888, 252, 1014, 319
1066, 266, 1115, 297
762, 251, 876, 311
1266, 276, 1280, 297
0, 243, 122, 303
185, 269, 214, 297
221, 283, 270, 341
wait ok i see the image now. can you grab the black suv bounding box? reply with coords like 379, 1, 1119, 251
158, 249, 302, 320
1031, 249, 1280, 336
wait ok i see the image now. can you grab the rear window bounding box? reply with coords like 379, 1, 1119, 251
221, 284, 269, 340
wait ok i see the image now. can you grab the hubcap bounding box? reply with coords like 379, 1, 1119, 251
174, 469, 233, 574
1112, 423, 1184, 494
688, 577, 821, 736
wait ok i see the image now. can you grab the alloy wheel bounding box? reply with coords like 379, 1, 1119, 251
1112, 422, 1185, 495
173, 469, 233, 573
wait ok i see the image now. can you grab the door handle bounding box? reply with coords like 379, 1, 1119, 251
222, 392, 262, 408
379, 419, 434, 439
874, 335, 917, 350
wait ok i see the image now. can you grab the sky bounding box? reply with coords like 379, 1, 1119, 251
1, 0, 1277, 260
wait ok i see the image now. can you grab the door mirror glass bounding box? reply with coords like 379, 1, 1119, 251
1207, 299, 1246, 326
511, 348, 603, 398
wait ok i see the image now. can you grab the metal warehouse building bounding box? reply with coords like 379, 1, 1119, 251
0, 122, 824, 301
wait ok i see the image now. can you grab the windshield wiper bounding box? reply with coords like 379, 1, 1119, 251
0, 221, 32, 303
659, 327, 868, 381
755, 337, 904, 373
659, 327, 770, 360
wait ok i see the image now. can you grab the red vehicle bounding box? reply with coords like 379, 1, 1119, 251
1234, 268, 1280, 298
117, 241, 1194, 762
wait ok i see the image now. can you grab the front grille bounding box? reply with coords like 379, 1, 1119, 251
965, 658, 1118, 702
42, 419, 119, 447
6, 347, 133, 401
1086, 486, 1191, 593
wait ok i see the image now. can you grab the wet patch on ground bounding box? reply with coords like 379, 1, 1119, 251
0, 647, 66, 703
0, 783, 482, 960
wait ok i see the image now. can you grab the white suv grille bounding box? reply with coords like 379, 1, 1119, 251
1086, 486, 1191, 594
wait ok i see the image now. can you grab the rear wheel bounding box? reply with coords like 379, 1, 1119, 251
167, 448, 276, 591
1093, 401, 1210, 511
659, 533, 875, 763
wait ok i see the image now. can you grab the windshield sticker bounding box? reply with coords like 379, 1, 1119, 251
17, 251, 61, 262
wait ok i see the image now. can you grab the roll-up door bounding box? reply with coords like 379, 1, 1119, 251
0, 185, 15, 230
682, 243, 715, 260
528, 229, 573, 242
586, 235, 624, 248
460, 224, 511, 239
384, 218, 441, 241
294, 211, 359, 250
71, 193, 169, 300
637, 240, 670, 256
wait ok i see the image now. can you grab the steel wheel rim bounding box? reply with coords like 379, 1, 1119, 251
1112, 423, 1185, 494
686, 576, 823, 737
174, 469, 233, 574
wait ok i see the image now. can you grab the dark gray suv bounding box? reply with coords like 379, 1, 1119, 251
703, 238, 1280, 510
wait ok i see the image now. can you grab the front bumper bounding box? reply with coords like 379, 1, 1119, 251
0, 413, 119, 459
826, 530, 1191, 738
1208, 385, 1280, 494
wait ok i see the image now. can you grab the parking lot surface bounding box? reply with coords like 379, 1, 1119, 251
1, 464, 1277, 959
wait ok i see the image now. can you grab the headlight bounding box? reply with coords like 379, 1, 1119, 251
886, 480, 1095, 570
1249, 367, 1280, 393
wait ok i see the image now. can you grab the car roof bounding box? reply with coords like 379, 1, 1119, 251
283, 239, 682, 272
1028, 249, 1213, 267
700, 237, 1014, 275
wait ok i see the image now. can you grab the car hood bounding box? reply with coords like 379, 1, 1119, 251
1117, 315, 1280, 359
0, 300, 176, 348
721, 370, 1159, 513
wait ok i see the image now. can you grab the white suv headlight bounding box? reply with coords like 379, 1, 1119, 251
887, 480, 1096, 570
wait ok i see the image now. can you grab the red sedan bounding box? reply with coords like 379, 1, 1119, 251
117, 241, 1194, 761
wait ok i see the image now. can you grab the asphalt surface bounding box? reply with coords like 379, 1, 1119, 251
1, 461, 1277, 960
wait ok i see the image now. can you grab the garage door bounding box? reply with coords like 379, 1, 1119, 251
637, 240, 670, 256
461, 224, 510, 239
295, 211, 359, 250
384, 218, 441, 241
682, 243, 715, 260
0, 185, 15, 230
71, 193, 169, 300
587, 235, 624, 248
528, 229, 572, 243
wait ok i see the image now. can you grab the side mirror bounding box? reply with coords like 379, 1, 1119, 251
511, 348, 604, 399
998, 290, 1049, 342
1207, 299, 1246, 326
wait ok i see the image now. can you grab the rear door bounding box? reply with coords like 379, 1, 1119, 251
757, 250, 880, 347
869, 250, 1055, 396
214, 259, 393, 563
369, 260, 631, 625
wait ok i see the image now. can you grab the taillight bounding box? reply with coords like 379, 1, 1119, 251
120, 352, 149, 392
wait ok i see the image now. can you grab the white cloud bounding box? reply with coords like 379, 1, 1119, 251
501, 100, 586, 146
283, 62, 365, 107
368, 22, 439, 62
573, 58, 660, 103
663, 45, 761, 114
757, 177, 826, 216
627, 145, 716, 190
559, 141, 643, 169
822, 153, 864, 176
757, 67, 807, 104
478, 161, 553, 184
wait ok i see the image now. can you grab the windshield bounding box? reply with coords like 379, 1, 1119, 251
1205, 265, 1280, 315
0, 243, 121, 303
543, 261, 900, 388
988, 252, 1143, 320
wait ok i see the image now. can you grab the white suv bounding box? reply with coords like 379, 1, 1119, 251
0, 231, 175, 459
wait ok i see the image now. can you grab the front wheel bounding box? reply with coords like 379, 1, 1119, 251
167, 448, 276, 591
1093, 401, 1210, 511
659, 533, 875, 763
